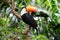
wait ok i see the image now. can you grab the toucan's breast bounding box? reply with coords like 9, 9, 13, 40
21, 13, 37, 29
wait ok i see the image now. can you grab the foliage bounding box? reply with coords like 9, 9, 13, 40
0, 0, 60, 40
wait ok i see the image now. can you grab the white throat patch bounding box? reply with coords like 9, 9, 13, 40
20, 8, 28, 16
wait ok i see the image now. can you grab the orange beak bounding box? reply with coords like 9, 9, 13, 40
26, 5, 37, 13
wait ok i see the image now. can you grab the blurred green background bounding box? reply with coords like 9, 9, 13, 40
0, 0, 60, 40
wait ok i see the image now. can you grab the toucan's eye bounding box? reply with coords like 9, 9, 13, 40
26, 5, 37, 13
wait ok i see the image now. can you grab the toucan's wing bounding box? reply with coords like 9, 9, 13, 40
35, 8, 49, 17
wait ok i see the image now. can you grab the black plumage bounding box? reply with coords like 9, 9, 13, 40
21, 13, 38, 35
21, 13, 37, 29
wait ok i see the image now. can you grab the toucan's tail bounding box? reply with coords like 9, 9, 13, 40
36, 27, 38, 35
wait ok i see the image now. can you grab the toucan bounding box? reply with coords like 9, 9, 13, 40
20, 5, 49, 34
20, 5, 38, 34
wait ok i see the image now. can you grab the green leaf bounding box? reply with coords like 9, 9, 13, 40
56, 28, 60, 35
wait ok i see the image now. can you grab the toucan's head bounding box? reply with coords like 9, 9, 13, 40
20, 5, 37, 16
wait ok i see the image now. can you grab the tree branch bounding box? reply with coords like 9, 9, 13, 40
4, 0, 22, 20
12, 0, 15, 10
2, 0, 31, 40
22, 25, 31, 40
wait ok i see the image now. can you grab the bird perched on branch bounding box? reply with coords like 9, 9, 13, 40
20, 5, 49, 35
20, 5, 38, 34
